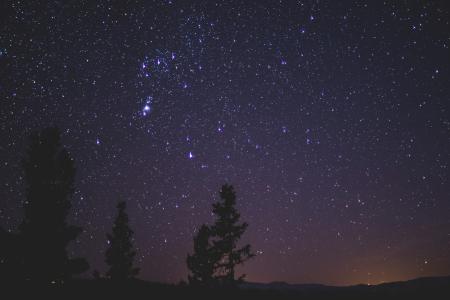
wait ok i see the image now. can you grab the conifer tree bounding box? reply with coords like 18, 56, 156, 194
20, 127, 88, 282
186, 224, 219, 286
211, 184, 255, 285
187, 184, 254, 287
105, 201, 139, 280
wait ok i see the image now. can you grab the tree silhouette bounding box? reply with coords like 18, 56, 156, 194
19, 127, 88, 282
186, 224, 219, 286
105, 201, 139, 280
211, 184, 255, 285
187, 184, 255, 287
0, 226, 23, 281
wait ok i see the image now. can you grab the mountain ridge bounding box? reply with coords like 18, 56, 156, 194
240, 275, 450, 291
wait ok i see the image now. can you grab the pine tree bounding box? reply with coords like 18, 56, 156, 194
105, 201, 139, 280
187, 184, 255, 287
19, 127, 88, 282
186, 224, 219, 286
211, 184, 255, 285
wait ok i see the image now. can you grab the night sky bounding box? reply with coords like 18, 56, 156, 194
1, 0, 449, 286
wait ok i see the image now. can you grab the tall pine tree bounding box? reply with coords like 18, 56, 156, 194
20, 127, 88, 282
211, 184, 255, 285
187, 184, 255, 286
105, 201, 139, 280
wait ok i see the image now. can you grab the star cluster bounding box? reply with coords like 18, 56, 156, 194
0, 0, 449, 285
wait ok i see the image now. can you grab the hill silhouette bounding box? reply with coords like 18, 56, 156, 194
2, 275, 449, 299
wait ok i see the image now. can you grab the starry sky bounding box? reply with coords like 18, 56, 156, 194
0, 0, 449, 286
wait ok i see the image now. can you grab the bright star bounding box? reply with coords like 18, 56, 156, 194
142, 96, 153, 116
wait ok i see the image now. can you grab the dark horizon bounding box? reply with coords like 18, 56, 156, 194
1, 0, 449, 287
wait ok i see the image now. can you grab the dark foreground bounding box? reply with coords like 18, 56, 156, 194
3, 276, 450, 299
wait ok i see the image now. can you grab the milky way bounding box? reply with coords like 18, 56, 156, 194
0, 0, 449, 285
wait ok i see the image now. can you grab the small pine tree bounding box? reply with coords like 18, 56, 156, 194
105, 201, 139, 280
211, 184, 255, 285
186, 225, 219, 286
20, 127, 88, 282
